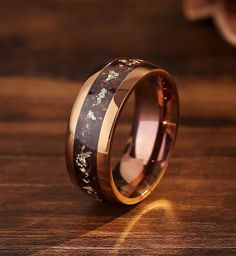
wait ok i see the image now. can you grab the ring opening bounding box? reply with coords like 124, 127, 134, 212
111, 72, 178, 199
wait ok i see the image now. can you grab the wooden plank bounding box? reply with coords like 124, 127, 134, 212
0, 156, 235, 255
0, 76, 235, 255
0, 1, 235, 79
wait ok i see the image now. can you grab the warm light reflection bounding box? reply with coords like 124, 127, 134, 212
31, 200, 174, 255
112, 199, 174, 255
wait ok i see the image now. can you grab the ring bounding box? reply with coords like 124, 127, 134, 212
65, 58, 179, 205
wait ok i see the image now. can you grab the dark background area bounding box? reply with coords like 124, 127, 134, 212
0, 1, 235, 255
0, 0, 236, 80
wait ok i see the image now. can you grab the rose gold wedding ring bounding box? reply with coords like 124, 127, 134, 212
65, 58, 179, 205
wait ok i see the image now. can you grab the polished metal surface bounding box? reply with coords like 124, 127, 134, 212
65, 58, 179, 205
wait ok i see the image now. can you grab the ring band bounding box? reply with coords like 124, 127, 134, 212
65, 58, 179, 205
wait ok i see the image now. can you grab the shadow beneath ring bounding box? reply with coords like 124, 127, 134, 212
26, 197, 135, 255
30, 198, 175, 255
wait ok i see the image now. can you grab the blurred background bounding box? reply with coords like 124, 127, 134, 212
0, 0, 235, 80
1, 1, 236, 255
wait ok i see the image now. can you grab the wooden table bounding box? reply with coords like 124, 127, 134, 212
0, 76, 235, 255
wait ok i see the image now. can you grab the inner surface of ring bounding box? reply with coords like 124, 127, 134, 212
111, 73, 178, 198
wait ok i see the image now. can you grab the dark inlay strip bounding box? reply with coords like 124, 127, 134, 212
73, 59, 147, 199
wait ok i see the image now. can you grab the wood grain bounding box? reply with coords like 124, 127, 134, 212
0, 0, 236, 79
0, 76, 235, 255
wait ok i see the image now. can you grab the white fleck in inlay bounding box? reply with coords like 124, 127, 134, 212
76, 146, 92, 177
87, 110, 96, 120
93, 88, 107, 106
105, 70, 119, 82
80, 167, 89, 177
81, 124, 89, 137
83, 185, 95, 194
118, 58, 143, 67
118, 59, 129, 66
82, 178, 90, 184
